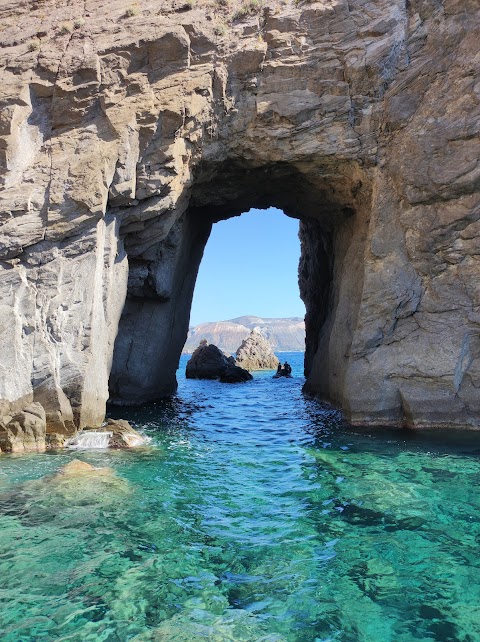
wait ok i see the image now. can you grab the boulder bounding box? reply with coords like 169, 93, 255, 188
106, 419, 147, 448
0, 402, 46, 453
219, 365, 253, 383
65, 419, 147, 449
186, 340, 252, 382
235, 329, 280, 371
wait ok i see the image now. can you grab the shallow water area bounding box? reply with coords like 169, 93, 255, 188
1, 352, 479, 642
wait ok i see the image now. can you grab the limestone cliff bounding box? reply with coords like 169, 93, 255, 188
0, 0, 478, 440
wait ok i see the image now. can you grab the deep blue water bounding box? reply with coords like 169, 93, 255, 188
0, 352, 479, 641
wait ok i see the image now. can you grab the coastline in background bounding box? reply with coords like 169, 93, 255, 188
183, 316, 305, 354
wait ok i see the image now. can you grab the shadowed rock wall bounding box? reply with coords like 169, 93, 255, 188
0, 0, 478, 436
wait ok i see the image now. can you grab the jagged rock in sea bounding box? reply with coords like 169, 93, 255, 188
186, 341, 252, 382
235, 330, 280, 371
106, 419, 147, 448
0, 0, 478, 433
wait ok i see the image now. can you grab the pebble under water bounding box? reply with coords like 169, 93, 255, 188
1, 352, 480, 642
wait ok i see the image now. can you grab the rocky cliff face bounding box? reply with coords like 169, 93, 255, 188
0, 0, 478, 439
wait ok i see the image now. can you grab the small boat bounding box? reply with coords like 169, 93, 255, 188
273, 373, 293, 379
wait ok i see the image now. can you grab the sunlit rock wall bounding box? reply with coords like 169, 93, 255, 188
0, 0, 478, 440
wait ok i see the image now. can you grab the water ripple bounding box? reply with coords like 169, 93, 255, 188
0, 353, 479, 641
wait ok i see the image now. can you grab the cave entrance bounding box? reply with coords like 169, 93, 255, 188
184, 207, 306, 357
108, 160, 370, 412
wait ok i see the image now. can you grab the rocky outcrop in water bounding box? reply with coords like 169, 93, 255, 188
0, 409, 144, 452
186, 340, 252, 382
219, 365, 253, 384
66, 419, 146, 449
0, 0, 478, 431
235, 329, 279, 371
106, 419, 147, 448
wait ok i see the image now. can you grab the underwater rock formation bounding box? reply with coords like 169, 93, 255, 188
235, 329, 280, 371
0, 0, 478, 431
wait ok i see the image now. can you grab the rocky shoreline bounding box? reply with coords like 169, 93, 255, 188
0, 415, 147, 454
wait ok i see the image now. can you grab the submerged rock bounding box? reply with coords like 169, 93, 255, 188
57, 459, 97, 476
0, 458, 132, 527
235, 330, 279, 371
40, 458, 131, 507
186, 340, 252, 383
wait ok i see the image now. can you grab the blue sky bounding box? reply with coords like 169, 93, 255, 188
190, 207, 305, 326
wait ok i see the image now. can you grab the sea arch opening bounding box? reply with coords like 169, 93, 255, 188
184, 206, 306, 357
108, 159, 371, 418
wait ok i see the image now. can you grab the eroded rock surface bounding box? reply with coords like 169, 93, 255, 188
107, 419, 147, 448
0, 403, 46, 453
236, 329, 279, 371
65, 419, 147, 449
0, 0, 478, 430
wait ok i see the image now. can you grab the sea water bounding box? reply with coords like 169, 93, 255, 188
0, 352, 479, 642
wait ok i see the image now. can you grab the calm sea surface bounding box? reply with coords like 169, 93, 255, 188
1, 352, 480, 641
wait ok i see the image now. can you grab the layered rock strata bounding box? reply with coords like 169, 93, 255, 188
0, 0, 478, 435
235, 329, 280, 371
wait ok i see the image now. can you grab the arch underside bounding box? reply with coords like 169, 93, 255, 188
108, 159, 364, 409
108, 156, 479, 429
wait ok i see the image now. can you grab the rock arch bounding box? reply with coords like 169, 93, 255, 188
0, 0, 478, 435
109, 158, 369, 407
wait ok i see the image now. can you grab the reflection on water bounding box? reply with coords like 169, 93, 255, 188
0, 353, 479, 642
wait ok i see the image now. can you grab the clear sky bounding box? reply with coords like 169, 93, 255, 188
190, 207, 306, 326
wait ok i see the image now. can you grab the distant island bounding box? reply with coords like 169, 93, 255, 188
182, 316, 305, 354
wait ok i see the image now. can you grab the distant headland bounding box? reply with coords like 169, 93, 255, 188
183, 316, 305, 354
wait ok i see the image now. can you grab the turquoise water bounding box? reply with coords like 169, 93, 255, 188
1, 352, 480, 642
